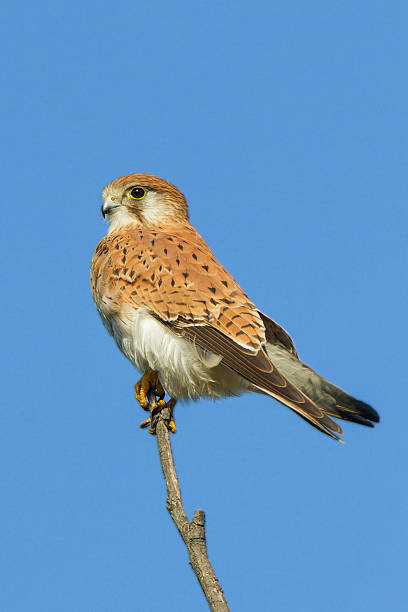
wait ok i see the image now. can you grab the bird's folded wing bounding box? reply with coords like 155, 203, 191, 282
159, 317, 343, 440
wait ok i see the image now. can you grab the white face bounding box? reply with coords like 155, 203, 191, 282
102, 184, 177, 231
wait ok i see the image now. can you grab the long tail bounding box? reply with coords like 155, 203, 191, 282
264, 343, 379, 434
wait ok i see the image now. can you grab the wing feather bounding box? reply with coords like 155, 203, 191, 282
257, 310, 298, 356
159, 318, 343, 440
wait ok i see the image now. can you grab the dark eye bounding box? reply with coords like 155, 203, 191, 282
129, 186, 146, 200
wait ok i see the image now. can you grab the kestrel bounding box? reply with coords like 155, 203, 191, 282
90, 173, 379, 440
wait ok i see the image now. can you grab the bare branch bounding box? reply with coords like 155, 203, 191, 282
147, 392, 230, 612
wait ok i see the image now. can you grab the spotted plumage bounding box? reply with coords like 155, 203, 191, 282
92, 225, 265, 350
90, 173, 379, 440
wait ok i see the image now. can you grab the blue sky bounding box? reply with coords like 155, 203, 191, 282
1, 1, 407, 610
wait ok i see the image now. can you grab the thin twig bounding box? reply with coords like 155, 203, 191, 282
147, 391, 230, 612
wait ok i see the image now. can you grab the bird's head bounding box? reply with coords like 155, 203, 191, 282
101, 173, 189, 231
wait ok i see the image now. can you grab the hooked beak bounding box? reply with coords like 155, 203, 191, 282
101, 197, 120, 218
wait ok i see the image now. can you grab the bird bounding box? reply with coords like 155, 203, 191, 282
90, 173, 379, 441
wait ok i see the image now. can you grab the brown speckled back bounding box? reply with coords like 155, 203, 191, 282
91, 223, 265, 352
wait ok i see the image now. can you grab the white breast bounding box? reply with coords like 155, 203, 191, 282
108, 305, 249, 401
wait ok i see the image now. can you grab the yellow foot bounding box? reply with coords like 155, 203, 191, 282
165, 398, 177, 434
139, 398, 177, 435
134, 370, 165, 410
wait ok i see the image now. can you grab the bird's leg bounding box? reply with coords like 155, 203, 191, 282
135, 369, 165, 409
135, 370, 177, 434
